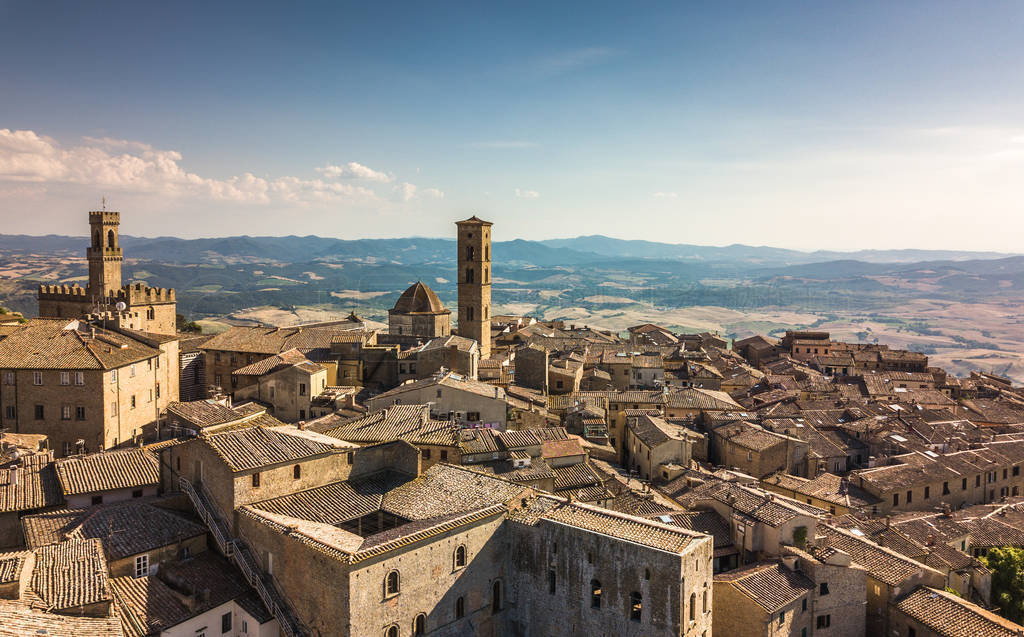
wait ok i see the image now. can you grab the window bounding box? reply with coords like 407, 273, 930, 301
148, 389, 153, 403
299, 409, 305, 420
1015, 466, 1021, 477
819, 582, 830, 595
963, 478, 968, 490
454, 545, 467, 568
467, 246, 475, 260
134, 554, 149, 578
924, 486, 930, 499
33, 371, 42, 385
467, 411, 480, 422
977, 475, 982, 487
943, 481, 950, 495
347, 452, 354, 464
644, 568, 650, 580
441, 450, 448, 461
1004, 469, 1009, 480
130, 364, 136, 378
465, 267, 474, 283
130, 395, 136, 409
548, 569, 557, 594
779, 610, 785, 625
492, 580, 502, 613
61, 405, 72, 420
466, 306, 474, 322
242, 620, 248, 633
132, 489, 143, 498
299, 383, 307, 396
221, 612, 232, 633
34, 404, 44, 420
591, 579, 602, 608
630, 592, 642, 622
893, 493, 899, 506
385, 570, 400, 596
802, 598, 807, 612
155, 357, 160, 369
293, 464, 301, 479
816, 614, 831, 629
413, 614, 425, 636
689, 592, 696, 621
111, 369, 117, 383
455, 596, 465, 619
252, 472, 261, 488
422, 448, 432, 460
75, 371, 84, 385
385, 626, 398, 637
747, 452, 753, 462
906, 490, 912, 504
703, 589, 708, 613
111, 401, 118, 416
4, 406, 14, 419
155, 383, 160, 399
909, 628, 916, 637
60, 371, 70, 385
3, 371, 13, 385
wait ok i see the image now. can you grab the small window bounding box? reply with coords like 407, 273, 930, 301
779, 610, 785, 625
130, 395, 136, 409
132, 489, 143, 498
644, 568, 650, 580
252, 472, 261, 488
134, 554, 149, 578
347, 452, 354, 464
299, 383, 307, 396
221, 612, 232, 633
455, 545, 467, 569
819, 582, 829, 595
413, 614, 426, 636
3, 371, 13, 385
802, 598, 807, 612
492, 580, 502, 613
60, 371, 70, 385
591, 579, 602, 608
630, 592, 642, 622
61, 405, 72, 421
75, 406, 86, 420
92, 495, 103, 505
385, 570, 400, 596
441, 450, 448, 461
816, 615, 831, 629
924, 486, 930, 499
111, 369, 117, 383
963, 478, 968, 490
689, 592, 696, 621
548, 570, 556, 594
130, 364, 136, 378
385, 626, 398, 637
703, 589, 708, 613
293, 464, 301, 479
4, 405, 15, 419
455, 596, 465, 619
422, 448, 432, 460
33, 371, 43, 386
34, 404, 44, 420
906, 490, 912, 504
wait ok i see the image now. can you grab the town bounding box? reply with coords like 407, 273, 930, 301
2, 209, 1023, 637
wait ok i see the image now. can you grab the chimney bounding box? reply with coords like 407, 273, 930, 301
8, 465, 18, 488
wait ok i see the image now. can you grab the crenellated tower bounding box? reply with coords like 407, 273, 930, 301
456, 215, 492, 359
87, 210, 123, 297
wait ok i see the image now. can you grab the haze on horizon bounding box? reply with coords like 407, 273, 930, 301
2, 1, 1023, 252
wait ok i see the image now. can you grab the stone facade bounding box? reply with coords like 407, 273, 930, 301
456, 216, 492, 360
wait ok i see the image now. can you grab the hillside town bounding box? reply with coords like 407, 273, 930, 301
2, 209, 1024, 637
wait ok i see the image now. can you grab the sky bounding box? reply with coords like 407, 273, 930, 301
2, 1, 1024, 251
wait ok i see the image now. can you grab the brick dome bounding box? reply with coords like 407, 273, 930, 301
392, 281, 447, 314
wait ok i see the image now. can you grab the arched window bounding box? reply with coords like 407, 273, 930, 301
465, 267, 474, 284
385, 570, 400, 597
629, 592, 642, 621
454, 545, 467, 569
467, 246, 475, 260
702, 589, 708, 614
94, 231, 101, 248
293, 464, 301, 479
466, 306, 475, 322
455, 596, 465, 619
385, 625, 398, 637
591, 579, 602, 609
689, 592, 696, 621
644, 568, 650, 580
107, 229, 116, 248
413, 614, 425, 635
492, 580, 502, 613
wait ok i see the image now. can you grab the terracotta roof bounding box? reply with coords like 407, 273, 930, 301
0, 319, 158, 370
552, 462, 601, 491
0, 551, 27, 584
202, 425, 358, 471
715, 561, 813, 613
315, 405, 457, 447
541, 438, 585, 459
31, 538, 111, 611
818, 525, 935, 587
22, 499, 205, 560
656, 510, 733, 549
231, 348, 319, 376
894, 586, 1024, 637
391, 281, 448, 314
251, 471, 409, 525
382, 464, 527, 520
55, 448, 159, 496
371, 371, 502, 403
0, 451, 62, 512
111, 553, 269, 634
200, 324, 361, 356
166, 399, 264, 429
0, 600, 123, 636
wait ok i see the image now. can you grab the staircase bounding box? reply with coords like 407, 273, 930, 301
180, 477, 309, 637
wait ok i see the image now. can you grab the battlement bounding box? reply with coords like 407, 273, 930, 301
112, 283, 177, 304
38, 284, 89, 300
88, 210, 120, 223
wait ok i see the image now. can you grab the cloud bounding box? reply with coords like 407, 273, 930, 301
536, 46, 618, 75
0, 129, 438, 207
398, 182, 417, 201
317, 161, 393, 182
514, 188, 540, 199
653, 192, 678, 199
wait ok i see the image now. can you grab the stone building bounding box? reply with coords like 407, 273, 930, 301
367, 371, 508, 427
230, 348, 328, 422
37, 210, 177, 335
0, 319, 179, 456
456, 216, 492, 360
388, 281, 451, 339
890, 585, 1024, 637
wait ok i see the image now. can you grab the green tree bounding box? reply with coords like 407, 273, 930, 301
981, 546, 1024, 623
175, 313, 201, 334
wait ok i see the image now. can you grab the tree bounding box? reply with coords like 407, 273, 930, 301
175, 313, 201, 334
981, 546, 1024, 624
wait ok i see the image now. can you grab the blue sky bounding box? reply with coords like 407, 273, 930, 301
2, 1, 1023, 250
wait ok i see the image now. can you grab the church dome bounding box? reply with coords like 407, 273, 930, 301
392, 281, 447, 314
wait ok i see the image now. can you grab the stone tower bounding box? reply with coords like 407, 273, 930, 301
456, 216, 492, 359
87, 210, 123, 297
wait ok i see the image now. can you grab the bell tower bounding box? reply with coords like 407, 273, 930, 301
86, 210, 123, 298
456, 215, 492, 359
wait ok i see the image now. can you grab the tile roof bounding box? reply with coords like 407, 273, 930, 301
166, 399, 262, 428
371, 371, 503, 402
55, 448, 159, 496
714, 561, 813, 613
0, 550, 27, 584
31, 538, 111, 611
202, 425, 358, 471
251, 471, 410, 525
894, 586, 1024, 637
0, 319, 159, 370
552, 462, 601, 491
315, 404, 457, 447
0, 451, 62, 513
22, 499, 206, 560
656, 510, 734, 549
382, 464, 528, 520
666, 388, 742, 411
200, 324, 362, 356
818, 525, 934, 587
231, 348, 317, 376
0, 600, 123, 636
111, 553, 269, 635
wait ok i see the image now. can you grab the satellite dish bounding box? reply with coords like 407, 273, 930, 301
115, 302, 127, 311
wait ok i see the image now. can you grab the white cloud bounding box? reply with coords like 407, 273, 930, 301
515, 188, 540, 199
653, 192, 678, 199
398, 182, 417, 201
421, 188, 444, 199
317, 161, 393, 182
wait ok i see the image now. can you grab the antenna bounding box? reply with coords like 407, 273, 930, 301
102, 196, 107, 211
